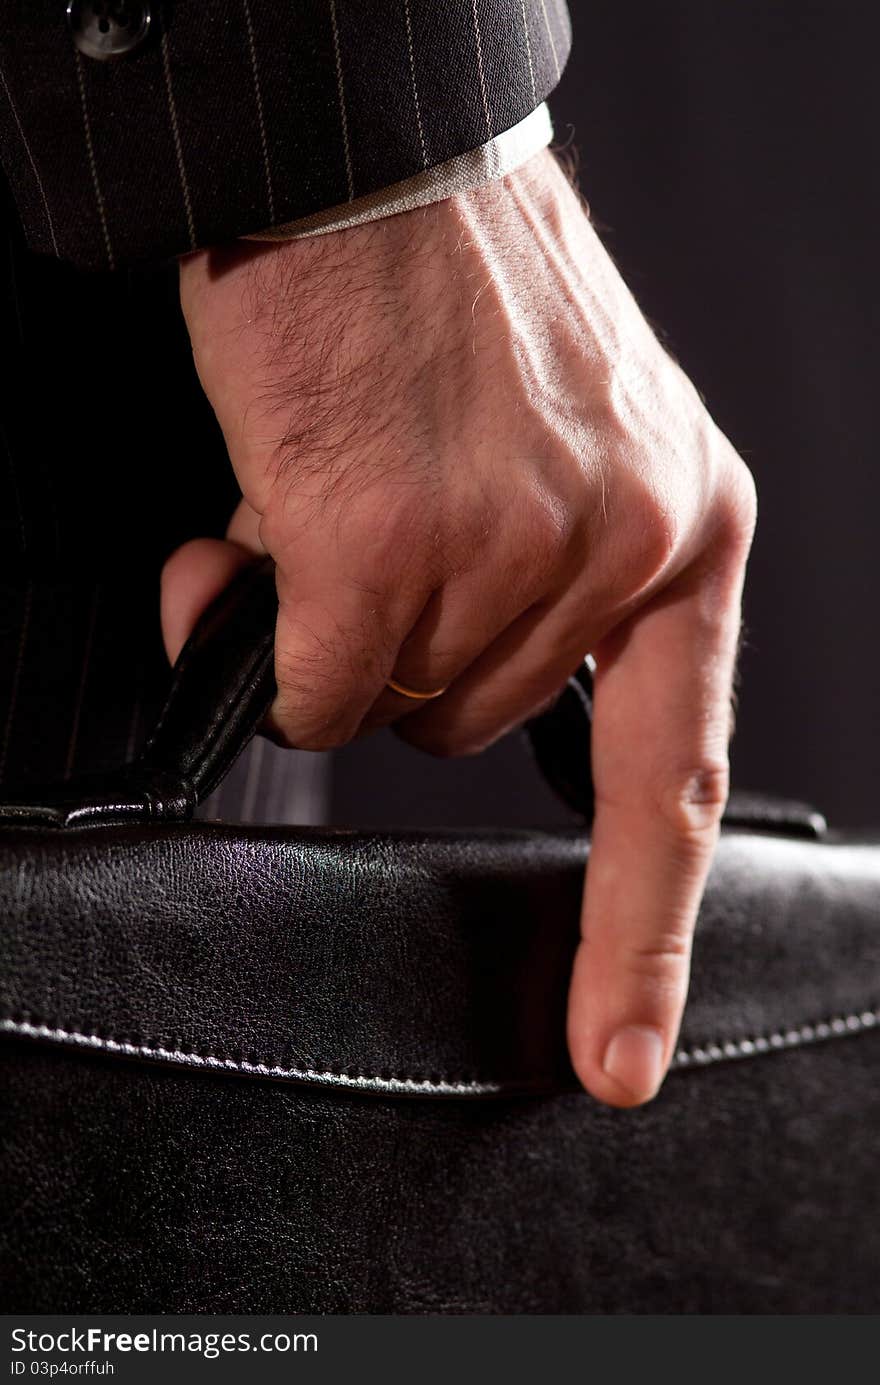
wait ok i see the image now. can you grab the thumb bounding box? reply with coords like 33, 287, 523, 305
160, 536, 256, 664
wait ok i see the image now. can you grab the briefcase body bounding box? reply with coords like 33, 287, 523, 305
2, 564, 878, 1313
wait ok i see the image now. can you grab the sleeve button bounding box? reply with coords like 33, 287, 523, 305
67, 1, 152, 61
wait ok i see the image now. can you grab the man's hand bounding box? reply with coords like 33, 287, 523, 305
165, 149, 756, 1108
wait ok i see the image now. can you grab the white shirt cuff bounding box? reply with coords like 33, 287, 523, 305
243, 103, 554, 243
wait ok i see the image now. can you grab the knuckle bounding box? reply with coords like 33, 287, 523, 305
705, 451, 758, 563
617, 486, 681, 595
351, 489, 432, 572
562, 464, 679, 607
261, 460, 435, 576
449, 495, 501, 575
520, 485, 573, 570
653, 761, 730, 841
724, 458, 758, 544
644, 501, 680, 576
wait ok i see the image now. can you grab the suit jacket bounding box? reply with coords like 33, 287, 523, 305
0, 0, 571, 271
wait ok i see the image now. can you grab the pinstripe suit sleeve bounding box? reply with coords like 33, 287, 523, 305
0, 0, 572, 273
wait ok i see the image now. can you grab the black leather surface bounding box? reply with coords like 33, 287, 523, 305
1, 560, 879, 1312
4, 1033, 880, 1312
1, 823, 879, 1096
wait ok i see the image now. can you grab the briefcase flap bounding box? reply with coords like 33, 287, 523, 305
1, 820, 878, 1097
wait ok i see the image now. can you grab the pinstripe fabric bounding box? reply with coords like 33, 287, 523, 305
329, 0, 356, 202
159, 30, 197, 251
247, 103, 553, 242
241, 0, 276, 225
520, 0, 539, 106
0, 0, 571, 270
403, 0, 429, 170
539, 0, 563, 80
470, 0, 495, 139
0, 57, 59, 257
73, 52, 114, 270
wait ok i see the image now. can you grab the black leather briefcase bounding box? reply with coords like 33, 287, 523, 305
1, 561, 878, 1313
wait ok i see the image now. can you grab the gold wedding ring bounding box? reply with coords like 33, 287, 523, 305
386, 677, 448, 701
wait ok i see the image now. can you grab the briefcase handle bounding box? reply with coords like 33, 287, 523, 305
0, 558, 591, 828
137, 556, 595, 817
0, 558, 821, 836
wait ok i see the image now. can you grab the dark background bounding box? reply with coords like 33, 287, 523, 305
335, 0, 880, 830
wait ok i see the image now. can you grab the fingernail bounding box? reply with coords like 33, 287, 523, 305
602, 1025, 666, 1103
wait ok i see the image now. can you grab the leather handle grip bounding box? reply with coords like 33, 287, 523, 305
0, 559, 278, 827
0, 557, 594, 828
145, 556, 595, 817
0, 557, 826, 837
138, 556, 280, 805
133, 566, 822, 836
143, 556, 597, 817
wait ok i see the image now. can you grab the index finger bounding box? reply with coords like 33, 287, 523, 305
567, 556, 746, 1107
